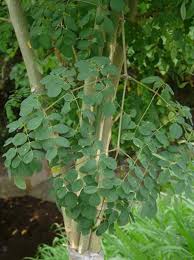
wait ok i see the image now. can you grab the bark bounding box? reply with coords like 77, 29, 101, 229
128, 0, 138, 22
68, 248, 103, 260
5, 0, 42, 92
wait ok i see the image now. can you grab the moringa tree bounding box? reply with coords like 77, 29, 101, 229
3, 0, 194, 259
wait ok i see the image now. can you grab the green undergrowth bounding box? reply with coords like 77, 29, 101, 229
26, 195, 194, 260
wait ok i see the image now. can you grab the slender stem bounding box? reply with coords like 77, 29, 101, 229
115, 14, 127, 159
134, 90, 158, 135
44, 85, 84, 112
0, 17, 11, 23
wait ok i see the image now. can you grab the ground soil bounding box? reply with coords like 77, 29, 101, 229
0, 196, 63, 260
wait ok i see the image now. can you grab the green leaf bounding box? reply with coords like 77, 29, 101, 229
64, 93, 74, 102
121, 182, 132, 195
65, 169, 78, 183
169, 123, 183, 139
102, 102, 116, 117
4, 147, 16, 160
155, 131, 169, 147
56, 188, 67, 199
27, 115, 43, 130
12, 133, 27, 146
106, 190, 118, 202
71, 179, 83, 192
141, 76, 162, 84
7, 120, 20, 133
102, 17, 114, 34
53, 124, 69, 134
110, 0, 125, 12
34, 127, 51, 140
96, 221, 109, 236
180, 0, 186, 20
20, 95, 40, 117
41, 75, 64, 97
46, 147, 58, 162
101, 156, 117, 170
23, 150, 34, 164
133, 138, 143, 148
12, 156, 21, 168
77, 40, 90, 50
139, 121, 156, 136
84, 186, 98, 194
61, 103, 71, 114
4, 137, 13, 147
118, 209, 130, 226
82, 206, 97, 220
14, 176, 26, 190
141, 201, 157, 218
80, 159, 97, 173
89, 193, 101, 207
64, 192, 78, 209
55, 137, 70, 147
18, 143, 31, 156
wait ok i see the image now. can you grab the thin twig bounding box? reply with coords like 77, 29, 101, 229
115, 13, 127, 159
0, 17, 11, 23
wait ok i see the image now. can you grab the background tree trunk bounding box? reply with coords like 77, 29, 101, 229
5, 0, 42, 92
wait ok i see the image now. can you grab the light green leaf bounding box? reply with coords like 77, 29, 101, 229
46, 147, 58, 162
12, 156, 21, 168
180, 0, 186, 20
141, 76, 162, 84
14, 176, 26, 190
27, 116, 43, 130
4, 147, 16, 160
18, 143, 31, 156
61, 102, 71, 114
23, 150, 34, 164
53, 124, 69, 134
12, 133, 27, 146
55, 136, 70, 147
7, 120, 20, 133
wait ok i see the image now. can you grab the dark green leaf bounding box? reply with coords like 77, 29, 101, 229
71, 179, 83, 192
89, 193, 101, 206
64, 192, 78, 209
96, 221, 109, 236
110, 0, 125, 12
84, 186, 98, 194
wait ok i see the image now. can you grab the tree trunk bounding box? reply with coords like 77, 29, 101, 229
5, 0, 49, 192
5, 0, 42, 92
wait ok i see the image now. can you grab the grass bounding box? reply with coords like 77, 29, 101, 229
26, 195, 194, 260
